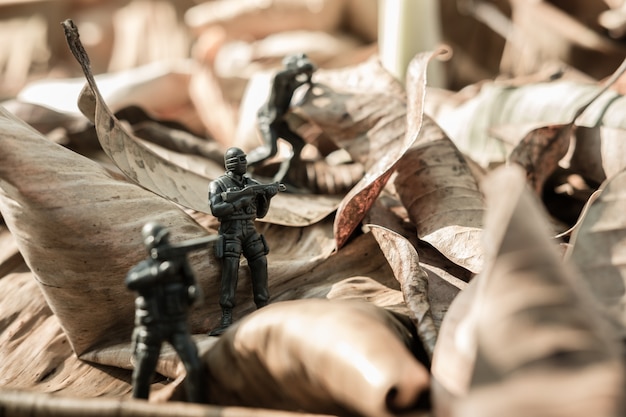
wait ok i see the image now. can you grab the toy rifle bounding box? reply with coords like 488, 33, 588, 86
151, 235, 220, 259
221, 182, 286, 203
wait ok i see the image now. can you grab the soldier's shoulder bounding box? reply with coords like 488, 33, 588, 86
244, 175, 261, 186
210, 175, 230, 190
125, 259, 155, 285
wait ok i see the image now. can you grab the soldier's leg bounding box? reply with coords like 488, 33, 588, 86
170, 327, 206, 403
243, 232, 270, 308
210, 235, 242, 335
248, 114, 279, 166
131, 327, 162, 399
272, 121, 306, 182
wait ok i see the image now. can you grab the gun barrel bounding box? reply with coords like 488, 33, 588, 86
221, 182, 286, 202
153, 234, 220, 258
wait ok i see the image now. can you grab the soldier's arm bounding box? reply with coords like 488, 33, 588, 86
185, 261, 202, 305
208, 180, 235, 218
125, 260, 160, 290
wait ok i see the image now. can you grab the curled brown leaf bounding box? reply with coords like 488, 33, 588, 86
204, 299, 430, 417
394, 117, 485, 274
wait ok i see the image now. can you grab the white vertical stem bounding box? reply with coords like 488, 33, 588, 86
378, 0, 445, 86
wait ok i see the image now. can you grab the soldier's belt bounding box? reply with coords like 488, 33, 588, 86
224, 214, 256, 220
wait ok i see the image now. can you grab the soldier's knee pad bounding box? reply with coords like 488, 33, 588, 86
244, 234, 269, 261
223, 238, 242, 259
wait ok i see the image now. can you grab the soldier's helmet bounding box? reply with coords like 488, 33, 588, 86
224, 147, 247, 174
283, 53, 308, 70
141, 222, 170, 249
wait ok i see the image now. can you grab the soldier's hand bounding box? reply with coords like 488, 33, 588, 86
187, 285, 199, 304
265, 185, 279, 197
157, 261, 174, 279
233, 195, 254, 209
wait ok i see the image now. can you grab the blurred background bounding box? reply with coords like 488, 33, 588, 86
2, 0, 626, 101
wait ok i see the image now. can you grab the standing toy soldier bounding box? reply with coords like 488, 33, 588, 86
247, 53, 317, 181
126, 222, 210, 403
208, 147, 284, 336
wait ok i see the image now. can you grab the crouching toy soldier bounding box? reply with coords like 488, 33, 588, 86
126, 222, 207, 403
208, 147, 284, 335
247, 53, 317, 181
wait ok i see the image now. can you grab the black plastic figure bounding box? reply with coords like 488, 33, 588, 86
248, 53, 317, 180
126, 222, 207, 403
208, 147, 284, 336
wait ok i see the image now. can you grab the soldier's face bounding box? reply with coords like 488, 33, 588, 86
232, 155, 247, 175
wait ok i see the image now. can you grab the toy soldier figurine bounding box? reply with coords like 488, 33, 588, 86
248, 53, 317, 181
126, 222, 206, 403
208, 147, 284, 336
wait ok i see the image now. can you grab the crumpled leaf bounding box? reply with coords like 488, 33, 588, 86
431, 165, 624, 417
0, 104, 217, 356
0, 271, 132, 397
429, 76, 626, 166
394, 116, 485, 274
508, 123, 575, 195
565, 167, 626, 339
63, 19, 341, 227
294, 50, 446, 247
17, 61, 203, 134
204, 299, 430, 417
508, 58, 626, 195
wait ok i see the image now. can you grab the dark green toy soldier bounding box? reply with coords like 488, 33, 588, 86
247, 52, 317, 180
208, 147, 283, 335
126, 222, 206, 403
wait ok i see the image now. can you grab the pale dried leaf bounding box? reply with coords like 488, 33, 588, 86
204, 299, 430, 417
18, 62, 202, 134
430, 80, 625, 166
188, 64, 240, 147
566, 168, 626, 339
0, 104, 216, 355
394, 117, 485, 274
432, 165, 624, 417
509, 57, 626, 195
0, 272, 133, 397
184, 0, 345, 40
369, 225, 437, 359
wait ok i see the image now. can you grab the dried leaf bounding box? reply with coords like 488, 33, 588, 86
0, 104, 216, 356
432, 165, 624, 417
509, 58, 626, 195
294, 51, 445, 247
570, 125, 626, 185
508, 123, 575, 195
63, 20, 341, 227
368, 225, 437, 359
429, 79, 626, 166
0, 271, 132, 397
185, 0, 345, 40
394, 116, 485, 274
204, 299, 430, 417
566, 167, 626, 339
0, 389, 330, 417
18, 62, 203, 134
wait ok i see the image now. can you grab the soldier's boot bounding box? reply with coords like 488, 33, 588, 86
208, 308, 232, 336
